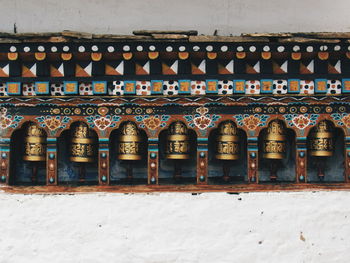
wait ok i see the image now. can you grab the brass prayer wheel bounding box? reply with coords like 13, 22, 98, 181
23, 123, 47, 162
262, 120, 286, 160
166, 121, 190, 160
117, 121, 142, 161
70, 122, 97, 163
215, 121, 240, 160
308, 120, 334, 157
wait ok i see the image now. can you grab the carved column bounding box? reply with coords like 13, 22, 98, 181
196, 138, 208, 184
148, 138, 159, 184
296, 137, 307, 183
98, 138, 109, 185
345, 136, 350, 183
46, 138, 58, 185
247, 137, 258, 183
0, 138, 10, 184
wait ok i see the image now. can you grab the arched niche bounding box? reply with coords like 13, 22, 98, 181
258, 119, 296, 182
307, 120, 345, 182
158, 121, 197, 184
207, 120, 247, 184
109, 121, 148, 185
57, 121, 98, 185
10, 121, 47, 185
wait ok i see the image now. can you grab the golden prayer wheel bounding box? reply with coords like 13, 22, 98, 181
215, 121, 240, 160
23, 123, 47, 162
70, 122, 97, 163
117, 121, 142, 161
308, 120, 334, 157
262, 120, 286, 160
166, 121, 190, 160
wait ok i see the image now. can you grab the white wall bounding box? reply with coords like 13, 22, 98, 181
0, 0, 349, 35
0, 191, 349, 263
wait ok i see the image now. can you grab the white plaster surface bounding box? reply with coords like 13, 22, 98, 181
0, 191, 349, 262
0, 0, 349, 35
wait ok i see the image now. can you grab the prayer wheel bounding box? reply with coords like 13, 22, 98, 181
308, 120, 334, 157
166, 121, 190, 160
215, 121, 240, 160
117, 121, 143, 161
262, 120, 286, 160
70, 122, 97, 163
23, 123, 47, 162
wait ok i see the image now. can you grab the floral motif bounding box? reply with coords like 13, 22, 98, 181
193, 115, 212, 130
135, 115, 170, 129
44, 117, 62, 131
341, 115, 350, 129
184, 107, 221, 136
331, 113, 350, 129
0, 107, 23, 130
291, 115, 310, 129
85, 115, 120, 130
242, 115, 261, 130
93, 117, 112, 130
234, 114, 270, 130
0, 115, 12, 129
283, 114, 318, 135
143, 116, 162, 130
36, 115, 72, 135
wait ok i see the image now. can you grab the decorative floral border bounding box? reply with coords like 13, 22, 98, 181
184, 107, 221, 136
36, 115, 72, 135
331, 113, 350, 129
0, 107, 24, 130
85, 115, 121, 130
234, 114, 270, 131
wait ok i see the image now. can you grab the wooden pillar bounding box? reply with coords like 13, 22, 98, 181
196, 138, 208, 184
98, 138, 109, 185
296, 137, 307, 183
0, 138, 10, 184
147, 138, 159, 184
46, 138, 58, 185
345, 136, 350, 183
247, 137, 258, 183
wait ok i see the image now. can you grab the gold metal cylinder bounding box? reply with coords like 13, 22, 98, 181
23, 123, 47, 162
117, 121, 143, 161
308, 120, 334, 157
262, 120, 286, 160
215, 121, 240, 160
70, 122, 97, 163
166, 121, 190, 160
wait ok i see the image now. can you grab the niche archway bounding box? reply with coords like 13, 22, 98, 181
109, 121, 148, 185
10, 121, 47, 185
258, 119, 296, 182
57, 121, 98, 185
158, 121, 197, 184
207, 120, 247, 184
307, 120, 345, 182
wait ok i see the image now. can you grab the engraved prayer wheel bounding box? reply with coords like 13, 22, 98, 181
166, 121, 190, 160
215, 121, 240, 160
262, 120, 286, 160
308, 120, 334, 157
70, 122, 97, 163
23, 123, 47, 162
117, 121, 142, 161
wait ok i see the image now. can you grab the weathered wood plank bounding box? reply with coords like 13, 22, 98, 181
133, 30, 198, 36
189, 35, 269, 42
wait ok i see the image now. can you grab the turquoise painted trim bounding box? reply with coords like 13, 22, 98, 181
148, 149, 159, 152
99, 148, 109, 151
